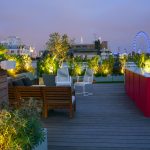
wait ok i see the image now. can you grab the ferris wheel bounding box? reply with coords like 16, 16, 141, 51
133, 31, 150, 53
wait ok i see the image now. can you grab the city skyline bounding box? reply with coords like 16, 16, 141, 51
0, 0, 150, 52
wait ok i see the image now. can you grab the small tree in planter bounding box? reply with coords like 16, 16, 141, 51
0, 44, 8, 61
113, 59, 122, 75
38, 54, 59, 76
67, 57, 85, 77
119, 55, 128, 74
46, 32, 71, 66
100, 58, 113, 76
133, 53, 148, 68
73, 62, 83, 76
87, 55, 100, 74
143, 59, 150, 73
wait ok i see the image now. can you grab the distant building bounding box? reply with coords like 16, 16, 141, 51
100, 48, 112, 60
0, 36, 37, 58
69, 43, 98, 58
69, 41, 109, 58
71, 44, 95, 49
101, 41, 108, 49
39, 40, 109, 59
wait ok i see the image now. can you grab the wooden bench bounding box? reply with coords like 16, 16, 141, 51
8, 86, 76, 118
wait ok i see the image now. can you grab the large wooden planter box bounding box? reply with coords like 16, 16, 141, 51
0, 70, 8, 106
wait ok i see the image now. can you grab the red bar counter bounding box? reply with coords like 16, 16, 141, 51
125, 68, 150, 117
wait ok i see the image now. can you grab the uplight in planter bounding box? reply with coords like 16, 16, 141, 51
49, 66, 54, 73
120, 67, 125, 74
144, 59, 150, 73
7, 69, 16, 77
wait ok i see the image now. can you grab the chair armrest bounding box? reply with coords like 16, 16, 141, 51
69, 76, 72, 82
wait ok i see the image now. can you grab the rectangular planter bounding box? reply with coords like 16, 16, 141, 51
94, 75, 124, 82
112, 75, 124, 82
94, 76, 112, 82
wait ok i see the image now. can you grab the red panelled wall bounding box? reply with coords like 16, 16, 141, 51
125, 69, 150, 117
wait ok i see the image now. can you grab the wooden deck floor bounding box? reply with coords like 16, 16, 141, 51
42, 83, 150, 150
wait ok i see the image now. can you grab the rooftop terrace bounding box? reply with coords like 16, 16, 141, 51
42, 83, 150, 150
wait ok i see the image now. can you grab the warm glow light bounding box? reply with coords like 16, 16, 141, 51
74, 64, 82, 76
7, 69, 16, 77
49, 66, 54, 73
144, 59, 150, 73
25, 64, 30, 70
29, 46, 34, 53
104, 69, 109, 74
121, 67, 124, 74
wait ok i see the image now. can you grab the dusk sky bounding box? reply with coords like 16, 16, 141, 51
0, 0, 150, 52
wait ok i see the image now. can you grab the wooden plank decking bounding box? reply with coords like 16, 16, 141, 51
42, 83, 150, 150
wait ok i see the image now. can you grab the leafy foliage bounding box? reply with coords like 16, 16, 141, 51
87, 55, 100, 74
5, 54, 34, 76
119, 55, 128, 74
0, 44, 8, 61
67, 57, 84, 76
101, 59, 113, 76
46, 32, 70, 65
143, 58, 150, 73
72, 62, 82, 76
133, 53, 148, 68
38, 54, 58, 76
0, 108, 45, 150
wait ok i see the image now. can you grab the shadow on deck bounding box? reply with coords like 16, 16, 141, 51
42, 83, 150, 150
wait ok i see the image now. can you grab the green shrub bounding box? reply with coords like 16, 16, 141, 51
133, 53, 148, 68
0, 107, 45, 150
87, 56, 100, 74
5, 54, 34, 76
38, 54, 58, 76
72, 62, 83, 76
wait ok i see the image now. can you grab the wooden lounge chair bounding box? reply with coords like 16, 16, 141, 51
42, 87, 76, 118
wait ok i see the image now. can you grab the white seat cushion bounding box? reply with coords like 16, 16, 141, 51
72, 96, 75, 103
56, 82, 71, 86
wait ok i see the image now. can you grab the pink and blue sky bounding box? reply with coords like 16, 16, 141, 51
0, 0, 150, 52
